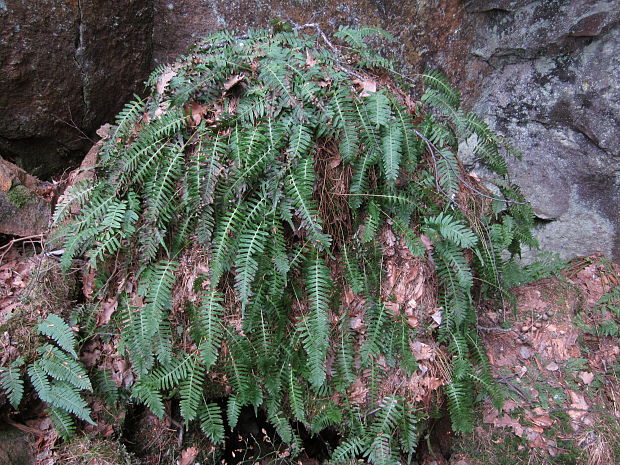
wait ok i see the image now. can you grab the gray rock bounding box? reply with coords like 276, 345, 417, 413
467, 4, 620, 261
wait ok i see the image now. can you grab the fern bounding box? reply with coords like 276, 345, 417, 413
0, 357, 24, 408
49, 26, 538, 456
199, 402, 226, 444
37, 314, 79, 357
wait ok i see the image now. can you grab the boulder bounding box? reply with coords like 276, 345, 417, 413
0, 427, 33, 465
461, 1, 620, 261
0, 157, 51, 237
0, 0, 153, 178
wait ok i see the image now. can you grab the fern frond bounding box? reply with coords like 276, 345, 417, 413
48, 407, 76, 439
425, 212, 477, 248
199, 402, 225, 444
298, 250, 331, 388
36, 345, 92, 391
37, 314, 78, 358
381, 123, 402, 184
286, 157, 331, 249
421, 70, 460, 110
132, 380, 165, 419
0, 357, 24, 408
196, 289, 225, 369
180, 359, 206, 422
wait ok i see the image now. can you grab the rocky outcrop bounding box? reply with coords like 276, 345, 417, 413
0, 0, 154, 178
0, 426, 33, 465
460, 0, 620, 261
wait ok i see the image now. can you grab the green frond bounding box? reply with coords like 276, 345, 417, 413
111, 96, 145, 143
235, 224, 269, 307
381, 122, 403, 183
37, 314, 78, 358
298, 250, 332, 388
180, 360, 206, 422
196, 289, 225, 369
0, 357, 24, 408
210, 201, 247, 286
425, 212, 477, 248
48, 382, 95, 425
36, 345, 92, 391
286, 364, 306, 423
132, 380, 165, 419
286, 157, 331, 249
330, 437, 366, 464
421, 70, 460, 110
444, 380, 474, 433
199, 402, 225, 444
48, 407, 76, 439
331, 87, 359, 162
366, 91, 391, 128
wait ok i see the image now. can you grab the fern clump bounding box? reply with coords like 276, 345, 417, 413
46, 26, 536, 461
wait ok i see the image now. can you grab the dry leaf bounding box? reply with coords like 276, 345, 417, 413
157, 69, 177, 95
420, 234, 433, 250
186, 101, 208, 126
353, 78, 377, 97
411, 341, 434, 360
305, 49, 318, 67
82, 266, 96, 299
96, 298, 118, 327
578, 371, 594, 385
545, 361, 559, 371
178, 446, 199, 465
567, 390, 589, 421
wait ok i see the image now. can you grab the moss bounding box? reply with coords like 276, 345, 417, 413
6, 184, 35, 208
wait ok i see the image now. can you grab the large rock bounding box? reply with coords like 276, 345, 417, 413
0, 157, 51, 237
0, 427, 33, 465
0, 0, 154, 178
461, 1, 620, 261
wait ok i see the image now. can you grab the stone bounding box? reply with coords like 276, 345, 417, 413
0, 427, 33, 465
0, 157, 51, 237
0, 0, 154, 178
463, 2, 620, 261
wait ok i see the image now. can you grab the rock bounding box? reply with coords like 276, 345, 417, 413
0, 427, 33, 465
0, 158, 51, 237
0, 0, 153, 178
463, 2, 620, 261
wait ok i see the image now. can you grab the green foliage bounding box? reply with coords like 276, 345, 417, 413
0, 357, 24, 408
29, 315, 94, 438
50, 26, 536, 460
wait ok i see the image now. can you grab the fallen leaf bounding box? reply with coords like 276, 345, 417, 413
420, 234, 433, 250
567, 390, 589, 421
186, 101, 208, 126
431, 309, 442, 326
353, 78, 377, 97
578, 371, 594, 385
96, 298, 118, 327
179, 446, 199, 465
411, 341, 434, 360
82, 266, 96, 299
305, 49, 318, 67
157, 69, 177, 95
545, 361, 559, 371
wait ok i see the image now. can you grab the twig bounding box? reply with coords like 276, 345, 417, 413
0, 235, 44, 263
